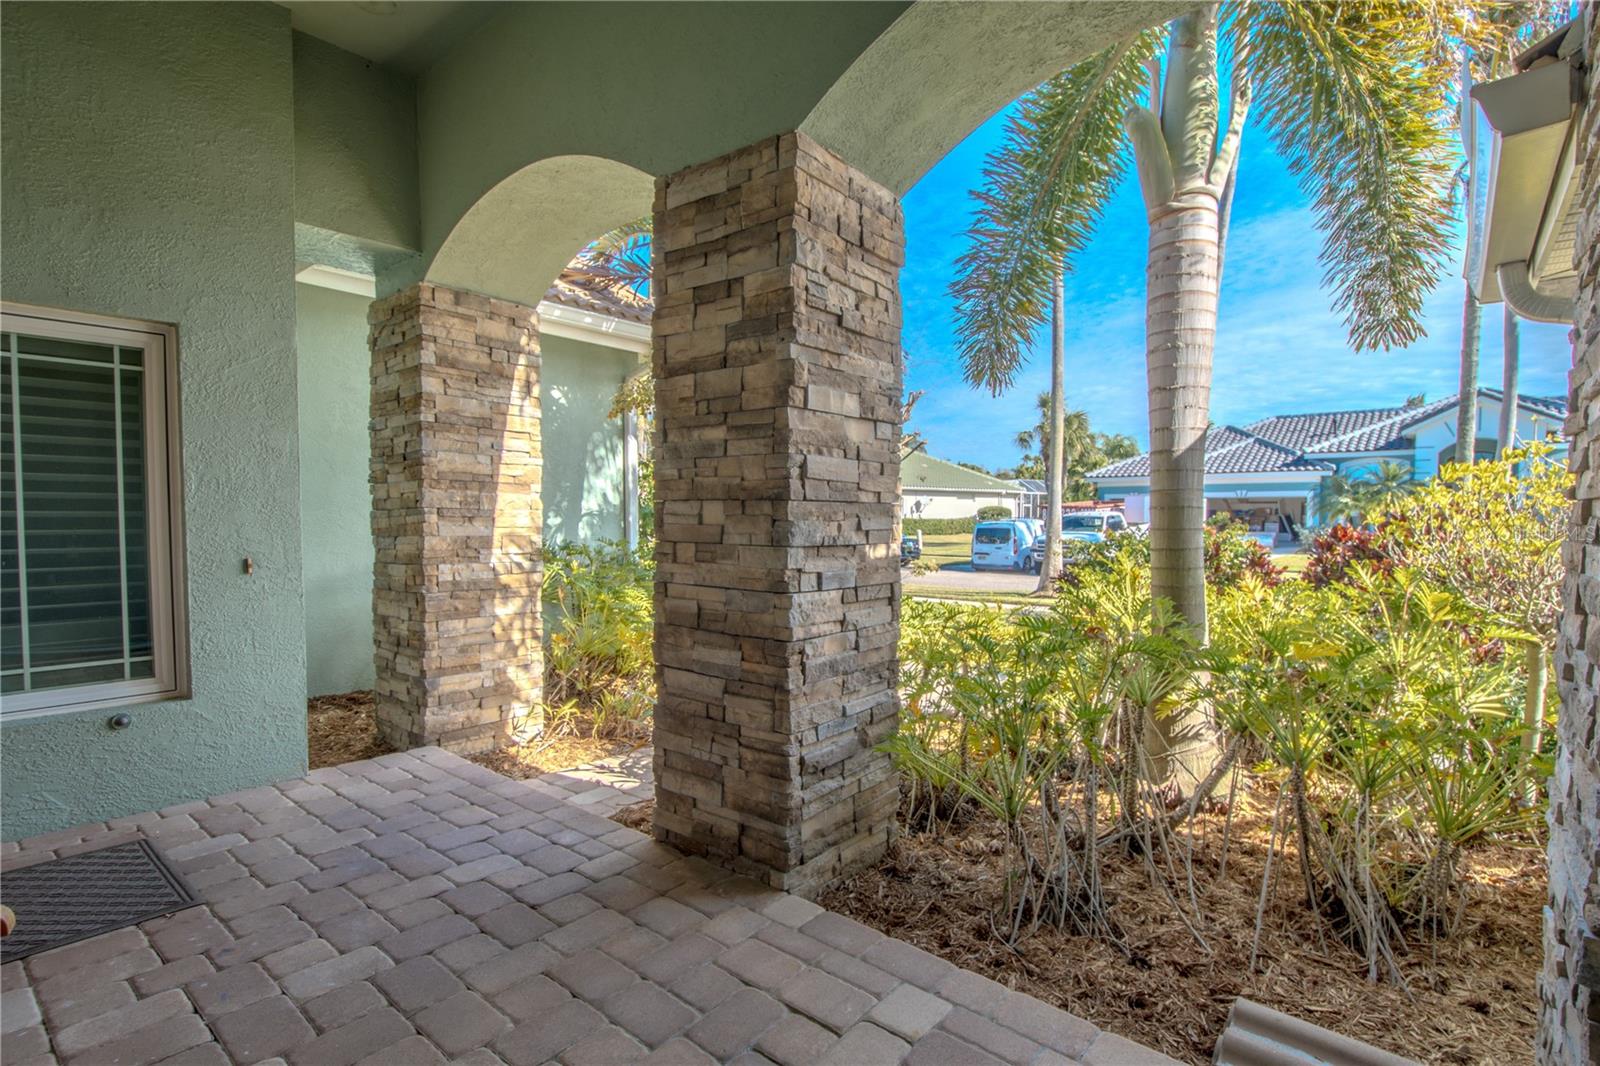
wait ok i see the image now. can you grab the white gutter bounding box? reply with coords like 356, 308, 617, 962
538, 301, 651, 355
1496, 260, 1577, 324
1466, 25, 1584, 320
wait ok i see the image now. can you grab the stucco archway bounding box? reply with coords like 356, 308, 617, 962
398, 154, 653, 308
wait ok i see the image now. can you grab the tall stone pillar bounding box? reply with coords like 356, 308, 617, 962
369, 283, 543, 754
651, 131, 904, 897
1545, 13, 1600, 1063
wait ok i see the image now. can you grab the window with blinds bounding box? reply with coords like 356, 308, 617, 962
1, 306, 187, 717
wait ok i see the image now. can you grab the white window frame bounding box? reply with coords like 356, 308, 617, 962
1, 302, 189, 719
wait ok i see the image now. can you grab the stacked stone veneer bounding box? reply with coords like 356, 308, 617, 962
1546, 12, 1600, 1064
369, 283, 543, 755
650, 131, 904, 897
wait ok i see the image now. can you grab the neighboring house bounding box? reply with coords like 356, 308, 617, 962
295, 266, 648, 698
1086, 389, 1567, 539
902, 451, 1024, 520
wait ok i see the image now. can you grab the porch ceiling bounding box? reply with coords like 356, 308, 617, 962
278, 1, 497, 74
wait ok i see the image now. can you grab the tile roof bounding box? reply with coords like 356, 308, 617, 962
1087, 390, 1568, 480
1243, 396, 1458, 454
1089, 425, 1334, 479
543, 271, 652, 325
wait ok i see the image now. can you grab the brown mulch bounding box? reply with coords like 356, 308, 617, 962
307, 691, 393, 769
306, 691, 643, 777
612, 789, 1542, 1066
612, 801, 654, 834
470, 733, 645, 779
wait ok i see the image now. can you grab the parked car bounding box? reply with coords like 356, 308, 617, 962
900, 535, 922, 567
1031, 510, 1128, 570
971, 520, 1034, 571
1061, 509, 1126, 544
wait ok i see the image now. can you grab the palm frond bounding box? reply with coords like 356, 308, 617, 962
950, 30, 1163, 395
570, 215, 653, 299
1238, 2, 1459, 352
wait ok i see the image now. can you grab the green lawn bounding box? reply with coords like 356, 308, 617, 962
903, 587, 1040, 608
909, 532, 971, 568
1276, 552, 1310, 575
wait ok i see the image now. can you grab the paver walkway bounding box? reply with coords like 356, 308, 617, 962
0, 749, 1174, 1065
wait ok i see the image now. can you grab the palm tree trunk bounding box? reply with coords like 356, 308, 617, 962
1498, 305, 1519, 456
1455, 289, 1480, 462
1036, 268, 1066, 593
1144, 189, 1218, 790
1523, 639, 1546, 771
1146, 190, 1217, 640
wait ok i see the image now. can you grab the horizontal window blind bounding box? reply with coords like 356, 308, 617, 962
0, 308, 184, 716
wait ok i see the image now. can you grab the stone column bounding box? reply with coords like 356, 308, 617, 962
369, 283, 543, 754
1545, 13, 1600, 1063
651, 131, 903, 897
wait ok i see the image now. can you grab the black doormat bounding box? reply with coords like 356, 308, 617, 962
0, 838, 198, 963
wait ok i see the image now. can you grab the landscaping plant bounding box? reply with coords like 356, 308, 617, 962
886, 541, 1547, 984
542, 540, 655, 738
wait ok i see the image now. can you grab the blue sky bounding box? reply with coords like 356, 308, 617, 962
900, 105, 1574, 469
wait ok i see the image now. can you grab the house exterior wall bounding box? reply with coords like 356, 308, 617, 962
1409, 400, 1562, 479
296, 283, 379, 698
541, 335, 638, 547
292, 31, 420, 253
902, 490, 1019, 520
1544, 12, 1599, 1061
0, 2, 307, 837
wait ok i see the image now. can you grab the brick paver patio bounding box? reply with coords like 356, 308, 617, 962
0, 750, 1174, 1065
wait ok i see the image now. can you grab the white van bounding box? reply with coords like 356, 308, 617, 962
971, 520, 1033, 571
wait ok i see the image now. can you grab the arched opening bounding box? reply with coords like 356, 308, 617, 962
414, 155, 654, 309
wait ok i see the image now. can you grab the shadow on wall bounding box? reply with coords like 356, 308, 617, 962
540, 337, 635, 548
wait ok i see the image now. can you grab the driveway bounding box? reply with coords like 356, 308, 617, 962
903, 563, 1043, 597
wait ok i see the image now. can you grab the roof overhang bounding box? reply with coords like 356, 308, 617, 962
1465, 21, 1585, 323
1087, 470, 1329, 488
294, 264, 651, 357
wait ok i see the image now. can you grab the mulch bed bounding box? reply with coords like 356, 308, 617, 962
611, 788, 1543, 1066
306, 690, 643, 777
470, 734, 645, 779
307, 691, 393, 769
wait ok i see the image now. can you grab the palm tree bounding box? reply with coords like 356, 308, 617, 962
1315, 460, 1416, 527
952, 4, 1482, 785
950, 5, 1501, 630
1360, 460, 1418, 518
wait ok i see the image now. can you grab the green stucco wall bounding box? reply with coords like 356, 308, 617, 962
293, 31, 420, 254
541, 335, 638, 547
296, 284, 376, 698
1, 2, 307, 839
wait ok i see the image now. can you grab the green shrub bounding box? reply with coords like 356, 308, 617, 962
976, 505, 1013, 520
1303, 523, 1395, 588
889, 551, 1540, 964
1204, 515, 1284, 588
903, 517, 976, 535
543, 540, 654, 738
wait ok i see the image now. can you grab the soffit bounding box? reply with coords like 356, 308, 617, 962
277, 1, 496, 74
